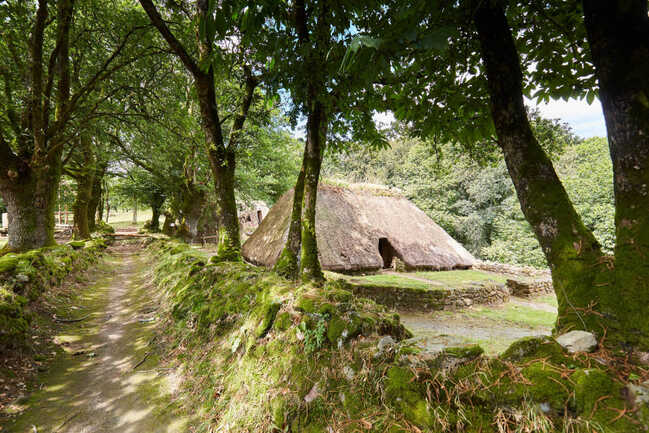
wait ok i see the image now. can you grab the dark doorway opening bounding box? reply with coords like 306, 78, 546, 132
378, 237, 397, 269
257, 210, 263, 224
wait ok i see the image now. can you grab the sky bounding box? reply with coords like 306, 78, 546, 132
529, 97, 607, 138
372, 97, 608, 139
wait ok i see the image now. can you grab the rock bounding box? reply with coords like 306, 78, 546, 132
342, 366, 355, 381
377, 336, 395, 352
627, 382, 649, 405
304, 382, 321, 403
15, 273, 30, 283
462, 297, 473, 307
556, 330, 598, 353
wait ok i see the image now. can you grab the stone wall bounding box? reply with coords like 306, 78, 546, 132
350, 282, 510, 312
473, 260, 550, 278
506, 278, 553, 298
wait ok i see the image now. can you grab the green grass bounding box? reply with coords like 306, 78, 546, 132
110, 220, 146, 230
327, 269, 509, 291
465, 303, 557, 329
535, 294, 558, 307
106, 209, 152, 230
347, 274, 432, 290
415, 269, 508, 285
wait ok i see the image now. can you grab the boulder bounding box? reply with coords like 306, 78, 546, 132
556, 330, 598, 353
377, 335, 395, 352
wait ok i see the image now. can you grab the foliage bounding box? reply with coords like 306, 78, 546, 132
299, 317, 327, 354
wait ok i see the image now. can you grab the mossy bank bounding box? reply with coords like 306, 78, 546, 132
150, 239, 649, 432
0, 237, 109, 349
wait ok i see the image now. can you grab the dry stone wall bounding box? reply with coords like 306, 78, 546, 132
506, 278, 553, 297
350, 282, 510, 312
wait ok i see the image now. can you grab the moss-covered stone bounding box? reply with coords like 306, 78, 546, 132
521, 362, 571, 411
255, 302, 281, 338
384, 366, 433, 427
572, 368, 617, 414
326, 315, 348, 344
501, 336, 566, 364
443, 344, 484, 359
273, 311, 293, 331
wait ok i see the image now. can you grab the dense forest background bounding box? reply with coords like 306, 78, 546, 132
324, 116, 613, 268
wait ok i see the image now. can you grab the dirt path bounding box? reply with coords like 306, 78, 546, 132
5, 246, 190, 433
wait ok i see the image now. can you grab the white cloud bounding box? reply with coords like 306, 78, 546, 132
528, 97, 607, 138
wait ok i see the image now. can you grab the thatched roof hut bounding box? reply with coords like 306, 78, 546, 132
242, 184, 476, 272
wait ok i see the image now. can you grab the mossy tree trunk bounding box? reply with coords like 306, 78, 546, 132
147, 191, 165, 233
72, 173, 94, 239
473, 1, 614, 340
581, 0, 649, 348
140, 0, 259, 262
299, 101, 327, 283
274, 150, 307, 279
70, 137, 96, 240
178, 184, 205, 241
0, 0, 72, 252
0, 161, 61, 252
87, 162, 106, 233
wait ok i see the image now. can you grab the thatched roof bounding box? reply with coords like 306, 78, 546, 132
241, 184, 476, 272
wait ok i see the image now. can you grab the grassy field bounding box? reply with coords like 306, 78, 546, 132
344, 273, 431, 289
465, 302, 557, 328
415, 269, 508, 285
328, 268, 507, 290
106, 209, 152, 230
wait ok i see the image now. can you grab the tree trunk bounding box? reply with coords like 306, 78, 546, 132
299, 102, 327, 283
582, 0, 649, 348
132, 196, 138, 224
473, 1, 609, 337
212, 150, 240, 259
0, 165, 59, 252
88, 176, 101, 233
274, 150, 307, 279
195, 75, 241, 261
178, 185, 205, 241
71, 137, 95, 239
88, 163, 106, 233
162, 212, 174, 235
147, 192, 164, 233
72, 172, 94, 239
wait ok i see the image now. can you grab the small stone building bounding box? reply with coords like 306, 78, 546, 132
242, 184, 476, 272
239, 201, 270, 236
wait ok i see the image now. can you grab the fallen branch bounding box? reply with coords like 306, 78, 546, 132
54, 313, 92, 323
133, 351, 151, 370
54, 413, 78, 432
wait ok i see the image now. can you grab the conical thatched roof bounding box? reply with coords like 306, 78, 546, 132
242, 184, 476, 272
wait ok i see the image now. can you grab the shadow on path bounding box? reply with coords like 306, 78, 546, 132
5, 245, 190, 433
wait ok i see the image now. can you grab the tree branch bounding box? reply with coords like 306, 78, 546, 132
138, 0, 201, 78
29, 0, 49, 155
227, 65, 258, 150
